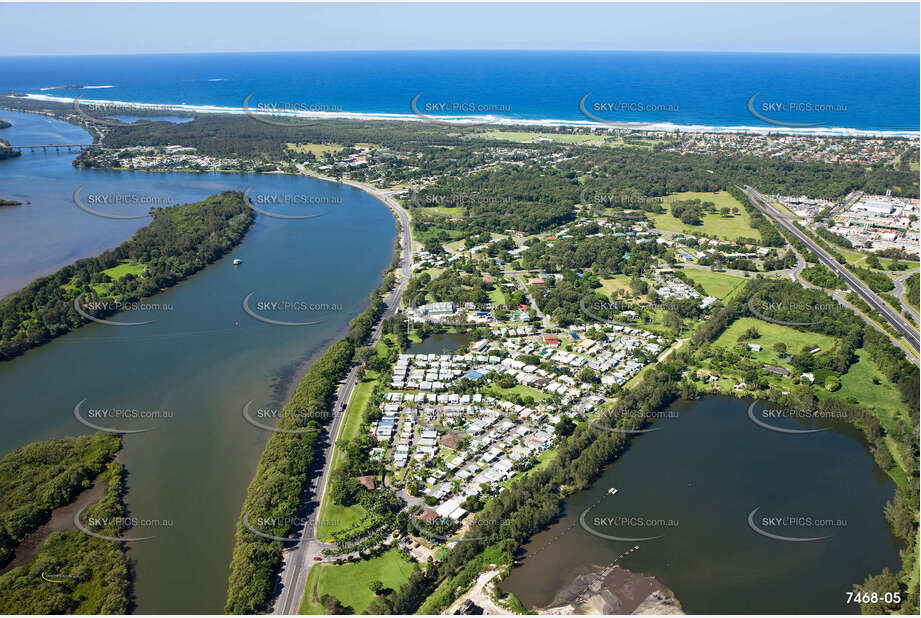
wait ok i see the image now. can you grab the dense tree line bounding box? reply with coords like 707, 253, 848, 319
815, 225, 854, 249
0, 192, 253, 361
224, 284, 389, 613
800, 264, 845, 289
906, 274, 919, 308
850, 266, 895, 293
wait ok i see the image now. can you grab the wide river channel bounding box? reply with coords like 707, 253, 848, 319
0, 110, 396, 613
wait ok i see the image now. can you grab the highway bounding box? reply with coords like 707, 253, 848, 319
271, 171, 413, 615
742, 186, 920, 354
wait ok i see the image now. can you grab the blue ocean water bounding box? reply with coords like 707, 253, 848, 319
0, 51, 918, 132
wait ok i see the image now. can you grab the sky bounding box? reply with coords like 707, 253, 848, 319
0, 2, 918, 56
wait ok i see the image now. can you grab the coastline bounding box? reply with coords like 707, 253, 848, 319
19, 93, 921, 139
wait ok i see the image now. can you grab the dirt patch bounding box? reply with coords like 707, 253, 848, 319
542, 564, 683, 615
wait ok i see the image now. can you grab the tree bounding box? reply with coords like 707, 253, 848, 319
773, 342, 787, 355
554, 417, 576, 438
370, 580, 384, 595
321, 594, 353, 614
852, 569, 902, 615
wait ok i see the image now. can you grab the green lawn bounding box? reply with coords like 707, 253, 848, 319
285, 142, 343, 156
487, 286, 506, 306
600, 274, 631, 295
315, 372, 378, 542
682, 269, 747, 299
713, 317, 837, 365
299, 548, 416, 614
101, 260, 147, 280
653, 191, 761, 241
830, 348, 908, 430
486, 383, 549, 402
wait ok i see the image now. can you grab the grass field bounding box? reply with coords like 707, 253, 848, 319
487, 286, 506, 306
653, 191, 761, 241
101, 260, 146, 280
315, 371, 378, 542
831, 348, 908, 430
713, 317, 837, 365
600, 275, 631, 295
299, 548, 416, 614
682, 269, 747, 299
486, 383, 549, 402
285, 142, 343, 156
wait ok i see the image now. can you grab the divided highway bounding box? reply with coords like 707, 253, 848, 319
742, 186, 920, 354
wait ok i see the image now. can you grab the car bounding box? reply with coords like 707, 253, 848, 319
313, 556, 322, 561
412, 542, 420, 548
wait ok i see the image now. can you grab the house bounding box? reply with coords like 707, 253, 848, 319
764, 365, 791, 377
416, 507, 439, 525
800, 372, 815, 384
747, 343, 762, 352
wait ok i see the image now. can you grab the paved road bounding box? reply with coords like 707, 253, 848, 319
271, 171, 413, 615
891, 269, 921, 324
742, 186, 920, 355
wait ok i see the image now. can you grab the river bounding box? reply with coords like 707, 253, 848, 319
500, 396, 902, 614
0, 110, 396, 613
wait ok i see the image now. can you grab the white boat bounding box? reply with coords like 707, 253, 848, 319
232, 258, 242, 265
608, 487, 618, 495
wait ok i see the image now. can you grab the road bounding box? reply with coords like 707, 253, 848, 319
742, 186, 920, 355
271, 170, 413, 615
820, 190, 861, 225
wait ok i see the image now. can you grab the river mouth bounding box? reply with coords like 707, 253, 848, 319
500, 396, 901, 614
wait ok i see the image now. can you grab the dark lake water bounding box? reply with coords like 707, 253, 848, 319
0, 110, 396, 613
405, 331, 475, 355
500, 396, 901, 614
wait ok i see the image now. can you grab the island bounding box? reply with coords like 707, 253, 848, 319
0, 191, 253, 361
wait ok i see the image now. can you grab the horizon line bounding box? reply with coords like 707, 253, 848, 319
2, 48, 918, 58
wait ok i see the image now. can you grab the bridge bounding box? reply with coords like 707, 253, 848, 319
9, 143, 91, 152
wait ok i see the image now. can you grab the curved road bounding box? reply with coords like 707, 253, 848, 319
271, 170, 412, 615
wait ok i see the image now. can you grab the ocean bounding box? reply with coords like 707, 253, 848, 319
0, 50, 918, 135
